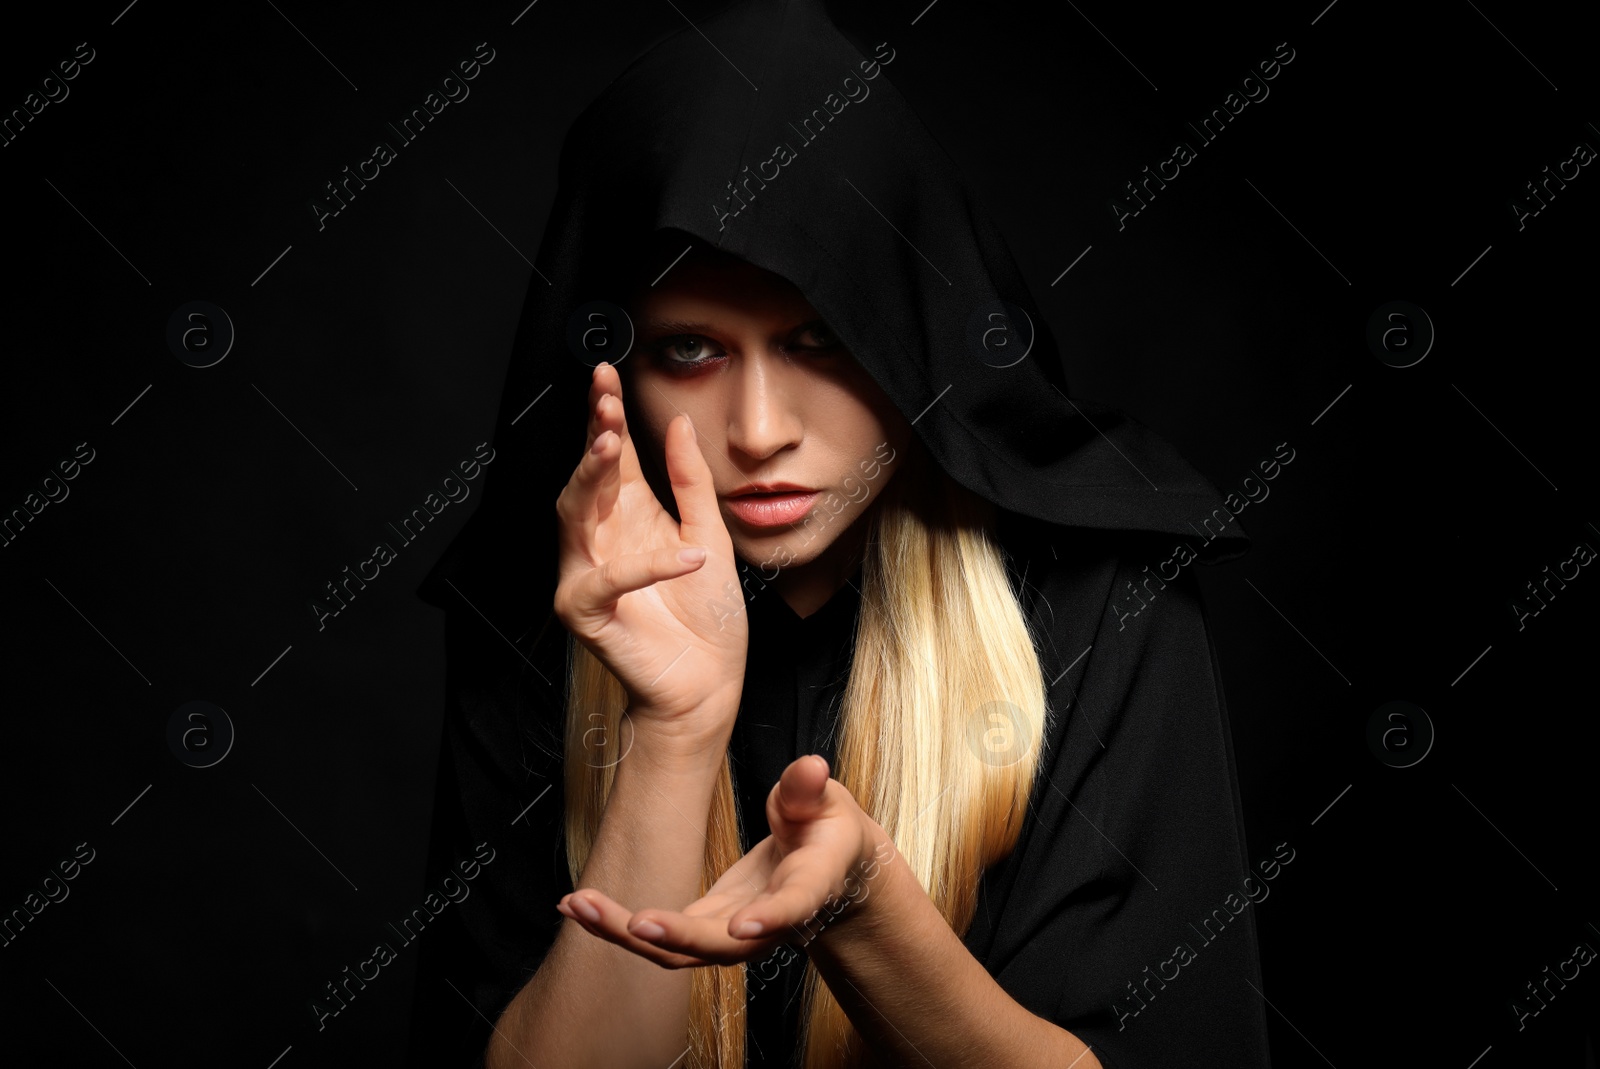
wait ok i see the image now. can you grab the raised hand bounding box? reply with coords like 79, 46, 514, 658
553, 360, 749, 758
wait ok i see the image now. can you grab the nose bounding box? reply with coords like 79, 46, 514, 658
724, 348, 803, 462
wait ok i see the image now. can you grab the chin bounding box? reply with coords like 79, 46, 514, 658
734, 533, 830, 571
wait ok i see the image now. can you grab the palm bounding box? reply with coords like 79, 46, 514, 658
555, 756, 883, 969
680, 802, 864, 955
590, 428, 748, 668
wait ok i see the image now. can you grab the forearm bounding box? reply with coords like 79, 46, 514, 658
487, 726, 727, 1069
806, 828, 1103, 1069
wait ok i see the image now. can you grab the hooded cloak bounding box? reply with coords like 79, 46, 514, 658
404, 1, 1269, 1065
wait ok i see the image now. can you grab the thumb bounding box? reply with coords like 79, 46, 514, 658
775, 754, 830, 817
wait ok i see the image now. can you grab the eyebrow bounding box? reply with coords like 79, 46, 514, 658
639, 317, 829, 336
639, 319, 715, 335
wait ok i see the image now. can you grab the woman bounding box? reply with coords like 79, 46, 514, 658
406, 2, 1271, 1067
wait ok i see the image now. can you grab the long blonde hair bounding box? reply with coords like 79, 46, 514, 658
561, 437, 1053, 1068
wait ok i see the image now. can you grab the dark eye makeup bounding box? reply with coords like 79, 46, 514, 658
646, 319, 842, 372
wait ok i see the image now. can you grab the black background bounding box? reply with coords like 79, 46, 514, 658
2, 0, 1595, 1066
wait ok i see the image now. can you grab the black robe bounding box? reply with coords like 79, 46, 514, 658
404, 0, 1270, 1065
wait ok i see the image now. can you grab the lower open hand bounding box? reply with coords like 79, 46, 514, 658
556, 755, 885, 968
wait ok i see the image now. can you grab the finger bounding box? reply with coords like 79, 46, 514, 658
767, 754, 831, 827
662, 412, 725, 549
564, 545, 710, 623
584, 362, 632, 458
629, 907, 782, 965
555, 426, 625, 580
731, 870, 845, 944
565, 891, 710, 969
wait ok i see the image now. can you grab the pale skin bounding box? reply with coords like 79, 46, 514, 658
489, 244, 1101, 1068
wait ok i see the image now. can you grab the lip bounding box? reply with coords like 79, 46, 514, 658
722, 489, 821, 528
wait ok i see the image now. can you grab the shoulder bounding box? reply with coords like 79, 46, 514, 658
993, 513, 1235, 820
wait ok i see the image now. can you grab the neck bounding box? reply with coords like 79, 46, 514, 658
770, 521, 869, 619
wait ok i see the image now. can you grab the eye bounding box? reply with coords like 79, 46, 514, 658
649, 334, 727, 370
791, 320, 842, 350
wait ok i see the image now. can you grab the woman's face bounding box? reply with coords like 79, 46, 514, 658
622, 244, 912, 608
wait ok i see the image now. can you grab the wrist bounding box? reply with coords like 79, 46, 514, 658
848, 814, 898, 917
625, 706, 736, 775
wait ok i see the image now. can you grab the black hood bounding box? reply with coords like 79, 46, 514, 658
418, 0, 1248, 620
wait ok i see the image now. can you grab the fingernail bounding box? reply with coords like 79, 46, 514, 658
679, 546, 707, 564
734, 920, 764, 937
573, 897, 601, 923
632, 920, 666, 940
591, 431, 609, 455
